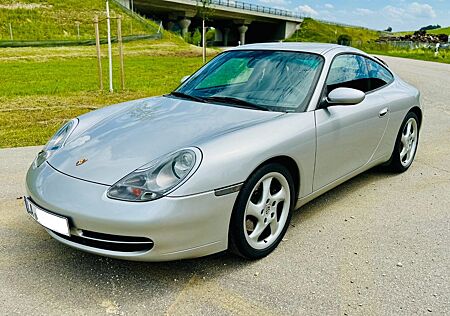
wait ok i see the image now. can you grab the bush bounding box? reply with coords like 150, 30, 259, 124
337, 34, 352, 46
206, 28, 215, 41
192, 28, 201, 46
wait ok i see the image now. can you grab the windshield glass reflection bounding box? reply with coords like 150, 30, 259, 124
175, 50, 324, 112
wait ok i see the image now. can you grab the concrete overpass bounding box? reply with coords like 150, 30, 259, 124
118, 0, 303, 45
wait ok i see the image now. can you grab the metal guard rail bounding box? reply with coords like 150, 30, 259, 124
192, 0, 376, 29
195, 0, 304, 19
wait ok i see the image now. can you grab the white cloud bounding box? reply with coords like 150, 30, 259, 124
354, 8, 374, 16
324, 3, 334, 9
407, 2, 436, 18
383, 5, 406, 20
295, 4, 318, 16
382, 2, 436, 23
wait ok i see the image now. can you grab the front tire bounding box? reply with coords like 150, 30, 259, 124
229, 163, 295, 259
386, 111, 420, 173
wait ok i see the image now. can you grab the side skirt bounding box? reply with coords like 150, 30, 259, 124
295, 155, 390, 210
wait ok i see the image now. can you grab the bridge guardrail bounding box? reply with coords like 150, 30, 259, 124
192, 0, 380, 30
195, 0, 304, 19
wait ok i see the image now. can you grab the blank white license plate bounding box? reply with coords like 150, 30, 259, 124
25, 198, 70, 236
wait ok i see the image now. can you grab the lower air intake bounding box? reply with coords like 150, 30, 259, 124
54, 229, 154, 253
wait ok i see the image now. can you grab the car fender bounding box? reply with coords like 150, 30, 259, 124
169, 112, 317, 199
380, 79, 421, 159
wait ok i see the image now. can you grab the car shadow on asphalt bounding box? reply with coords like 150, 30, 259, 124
289, 167, 397, 227
12, 167, 401, 302
52, 168, 398, 256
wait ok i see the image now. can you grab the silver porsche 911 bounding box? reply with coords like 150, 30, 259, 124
25, 43, 422, 261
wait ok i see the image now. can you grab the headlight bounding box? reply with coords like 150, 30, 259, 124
107, 148, 201, 202
33, 118, 78, 168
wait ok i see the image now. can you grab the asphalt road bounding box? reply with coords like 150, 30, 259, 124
0, 56, 449, 315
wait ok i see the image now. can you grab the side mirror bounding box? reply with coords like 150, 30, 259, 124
326, 87, 365, 106
180, 75, 190, 84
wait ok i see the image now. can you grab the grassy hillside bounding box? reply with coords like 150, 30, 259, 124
425, 27, 450, 35
287, 18, 382, 45
0, 0, 157, 41
289, 18, 450, 47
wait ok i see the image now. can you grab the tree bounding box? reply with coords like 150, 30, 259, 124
385, 26, 392, 32
192, 28, 201, 46
419, 24, 441, 31
196, 0, 214, 63
206, 27, 215, 41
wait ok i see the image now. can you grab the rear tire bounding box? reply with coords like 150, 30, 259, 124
228, 163, 294, 260
386, 112, 419, 173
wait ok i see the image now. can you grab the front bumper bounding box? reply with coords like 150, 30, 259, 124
25, 162, 238, 261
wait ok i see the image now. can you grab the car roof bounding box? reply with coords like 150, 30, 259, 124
229, 42, 365, 56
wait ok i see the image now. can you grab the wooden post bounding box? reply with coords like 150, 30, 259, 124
9, 23, 13, 41
76, 21, 80, 40
117, 15, 125, 90
106, 1, 114, 92
202, 19, 206, 64
94, 16, 103, 90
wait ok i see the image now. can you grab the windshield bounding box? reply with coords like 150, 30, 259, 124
173, 50, 324, 112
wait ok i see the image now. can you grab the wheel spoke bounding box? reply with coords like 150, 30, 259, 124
269, 218, 279, 234
406, 121, 412, 137
406, 147, 412, 162
401, 134, 408, 147
271, 187, 286, 203
249, 222, 266, 241
400, 146, 407, 160
261, 177, 272, 203
247, 201, 263, 219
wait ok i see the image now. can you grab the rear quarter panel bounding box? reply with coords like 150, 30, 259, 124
376, 77, 421, 159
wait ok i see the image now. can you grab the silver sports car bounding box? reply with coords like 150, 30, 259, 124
25, 43, 422, 261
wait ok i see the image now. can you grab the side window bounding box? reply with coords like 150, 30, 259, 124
365, 58, 394, 91
326, 54, 370, 93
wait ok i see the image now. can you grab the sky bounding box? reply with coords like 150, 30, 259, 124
250, 0, 450, 31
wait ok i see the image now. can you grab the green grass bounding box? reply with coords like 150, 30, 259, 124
0, 0, 157, 41
0, 39, 217, 148
364, 46, 450, 64
287, 18, 382, 45
0, 0, 218, 148
427, 27, 450, 35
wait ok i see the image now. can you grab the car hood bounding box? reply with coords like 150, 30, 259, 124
48, 96, 282, 185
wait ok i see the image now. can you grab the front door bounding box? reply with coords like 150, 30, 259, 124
313, 54, 390, 190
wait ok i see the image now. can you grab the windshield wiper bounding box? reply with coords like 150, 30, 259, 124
204, 96, 269, 111
168, 91, 206, 103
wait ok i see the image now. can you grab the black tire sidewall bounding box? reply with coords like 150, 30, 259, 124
229, 163, 295, 259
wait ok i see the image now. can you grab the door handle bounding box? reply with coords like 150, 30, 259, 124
379, 107, 389, 117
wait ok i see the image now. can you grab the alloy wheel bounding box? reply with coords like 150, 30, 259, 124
243, 172, 291, 250
400, 118, 418, 167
